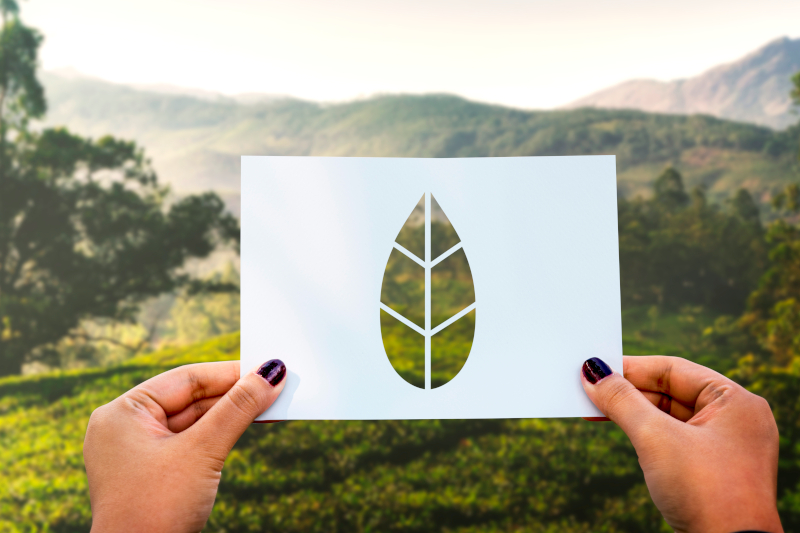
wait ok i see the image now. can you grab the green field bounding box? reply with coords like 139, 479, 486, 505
4, 314, 798, 532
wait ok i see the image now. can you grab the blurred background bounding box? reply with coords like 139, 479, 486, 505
2, 0, 800, 530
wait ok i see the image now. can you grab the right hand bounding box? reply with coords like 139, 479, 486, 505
581, 355, 782, 533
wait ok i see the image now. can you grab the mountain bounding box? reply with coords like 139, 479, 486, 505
566, 37, 800, 130
40, 71, 799, 201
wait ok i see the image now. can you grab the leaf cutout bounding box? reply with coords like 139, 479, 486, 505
381, 193, 475, 389
395, 194, 425, 260
431, 194, 460, 260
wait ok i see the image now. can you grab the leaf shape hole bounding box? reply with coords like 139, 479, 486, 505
381, 193, 476, 389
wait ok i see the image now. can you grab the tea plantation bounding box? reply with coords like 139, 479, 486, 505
2, 325, 800, 532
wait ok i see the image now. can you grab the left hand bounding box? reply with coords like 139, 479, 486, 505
83, 359, 287, 532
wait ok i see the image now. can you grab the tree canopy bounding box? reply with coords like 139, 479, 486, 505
0, 5, 238, 375
618, 167, 766, 313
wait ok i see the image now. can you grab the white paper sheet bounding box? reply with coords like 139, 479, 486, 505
241, 156, 622, 420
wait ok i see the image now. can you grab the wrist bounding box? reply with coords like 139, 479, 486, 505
670, 490, 782, 533
693, 506, 783, 533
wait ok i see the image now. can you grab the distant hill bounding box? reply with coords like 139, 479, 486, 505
566, 37, 800, 130
40, 72, 799, 201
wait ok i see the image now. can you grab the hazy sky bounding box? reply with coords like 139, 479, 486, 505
23, 0, 800, 109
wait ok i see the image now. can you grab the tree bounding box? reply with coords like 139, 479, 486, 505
737, 75, 800, 366
618, 167, 765, 312
652, 166, 689, 210
0, 2, 238, 375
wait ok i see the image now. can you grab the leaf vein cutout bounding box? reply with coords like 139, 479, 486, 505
392, 242, 426, 268
380, 193, 476, 389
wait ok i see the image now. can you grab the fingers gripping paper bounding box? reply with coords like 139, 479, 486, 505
241, 156, 622, 420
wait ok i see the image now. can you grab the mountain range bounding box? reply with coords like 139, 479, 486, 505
39, 37, 800, 202
566, 37, 800, 130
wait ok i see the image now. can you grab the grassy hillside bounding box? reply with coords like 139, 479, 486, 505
0, 315, 779, 533
42, 73, 800, 202
0, 334, 241, 531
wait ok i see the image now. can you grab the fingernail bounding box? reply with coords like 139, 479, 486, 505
582, 357, 612, 384
256, 359, 286, 386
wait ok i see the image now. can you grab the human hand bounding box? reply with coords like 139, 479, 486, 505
581, 356, 782, 533
83, 359, 287, 533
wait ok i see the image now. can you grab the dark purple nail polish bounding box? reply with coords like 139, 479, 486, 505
256, 359, 286, 386
582, 357, 612, 384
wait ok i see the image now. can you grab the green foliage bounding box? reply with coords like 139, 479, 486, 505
0, 5, 44, 131
729, 354, 800, 532
381, 249, 425, 327
737, 186, 800, 354
737, 217, 800, 365
18, 262, 242, 373
619, 168, 766, 313
771, 183, 800, 212
0, 132, 238, 375
163, 266, 241, 345
0, 6, 240, 376
652, 167, 690, 210
381, 310, 425, 388
431, 249, 474, 328
430, 311, 475, 389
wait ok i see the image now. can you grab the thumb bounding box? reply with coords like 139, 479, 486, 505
191, 359, 287, 458
581, 357, 667, 448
